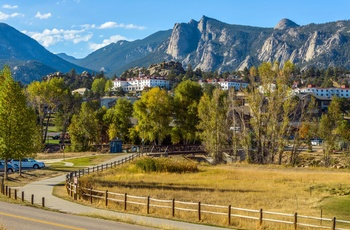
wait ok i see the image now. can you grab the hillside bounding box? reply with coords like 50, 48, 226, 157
0, 23, 91, 83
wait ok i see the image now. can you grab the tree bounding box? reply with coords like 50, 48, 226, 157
197, 88, 229, 163
240, 61, 298, 164
68, 102, 100, 151
104, 98, 133, 142
318, 97, 343, 166
91, 78, 106, 97
133, 87, 173, 145
173, 80, 203, 144
54, 91, 83, 149
0, 66, 39, 178
26, 78, 68, 144
104, 79, 113, 96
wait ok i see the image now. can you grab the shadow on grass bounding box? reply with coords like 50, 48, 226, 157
96, 181, 263, 193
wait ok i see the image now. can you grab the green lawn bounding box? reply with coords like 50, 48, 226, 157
321, 196, 350, 219
64, 155, 119, 167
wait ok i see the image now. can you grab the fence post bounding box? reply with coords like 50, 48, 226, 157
260, 208, 263, 227
320, 208, 322, 225
332, 217, 336, 230
14, 189, 17, 200
90, 188, 93, 204
198, 201, 201, 221
70, 183, 73, 197
74, 185, 77, 200
21, 191, 24, 202
228, 205, 231, 225
88, 168, 90, 174
42, 197, 45, 207
82, 169, 85, 176
5, 185, 7, 196
105, 190, 108, 206
294, 212, 298, 230
8, 187, 11, 198
147, 196, 150, 214
31, 194, 34, 205
172, 199, 175, 217
93, 166, 95, 172
124, 193, 127, 210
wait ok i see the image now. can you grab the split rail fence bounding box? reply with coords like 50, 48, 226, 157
65, 153, 350, 230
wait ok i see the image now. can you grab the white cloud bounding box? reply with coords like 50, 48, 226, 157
99, 21, 117, 29
23, 28, 92, 47
80, 24, 96, 30
0, 11, 23, 20
2, 4, 18, 9
35, 11, 52, 20
89, 35, 128, 51
98, 21, 145, 30
121, 23, 145, 30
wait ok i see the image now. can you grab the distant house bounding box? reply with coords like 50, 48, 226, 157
294, 85, 350, 99
100, 96, 138, 108
296, 93, 331, 114
198, 78, 248, 91
113, 75, 170, 92
72, 88, 88, 95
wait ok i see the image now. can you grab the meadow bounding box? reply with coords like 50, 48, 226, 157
67, 157, 350, 229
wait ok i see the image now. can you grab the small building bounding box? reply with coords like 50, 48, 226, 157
72, 88, 88, 95
294, 85, 350, 99
113, 75, 170, 92
110, 138, 123, 153
198, 78, 248, 91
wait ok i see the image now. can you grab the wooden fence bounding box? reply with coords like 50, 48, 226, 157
65, 153, 350, 230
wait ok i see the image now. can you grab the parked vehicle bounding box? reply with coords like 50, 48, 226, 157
0, 161, 18, 173
0, 160, 19, 171
311, 139, 323, 146
10, 158, 45, 169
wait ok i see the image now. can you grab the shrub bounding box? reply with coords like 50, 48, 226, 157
134, 157, 198, 173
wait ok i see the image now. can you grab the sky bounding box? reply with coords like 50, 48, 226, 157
0, 0, 350, 59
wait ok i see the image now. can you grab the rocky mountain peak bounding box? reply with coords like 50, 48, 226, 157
274, 18, 299, 30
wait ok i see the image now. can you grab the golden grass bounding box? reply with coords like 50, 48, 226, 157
68, 160, 350, 229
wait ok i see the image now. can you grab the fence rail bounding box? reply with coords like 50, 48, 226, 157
64, 153, 350, 230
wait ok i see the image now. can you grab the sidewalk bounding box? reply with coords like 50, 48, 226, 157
19, 154, 228, 230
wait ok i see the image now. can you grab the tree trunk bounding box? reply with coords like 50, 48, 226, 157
43, 111, 51, 144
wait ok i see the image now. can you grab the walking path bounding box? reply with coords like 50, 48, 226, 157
19, 154, 228, 230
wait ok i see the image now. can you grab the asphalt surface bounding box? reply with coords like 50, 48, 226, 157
0, 201, 155, 230
17, 154, 228, 230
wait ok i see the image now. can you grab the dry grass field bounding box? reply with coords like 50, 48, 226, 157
58, 155, 350, 229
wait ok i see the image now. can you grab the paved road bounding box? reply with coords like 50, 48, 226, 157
18, 154, 228, 230
0, 201, 154, 230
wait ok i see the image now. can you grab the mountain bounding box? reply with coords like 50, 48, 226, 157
0, 23, 90, 84
77, 29, 172, 74
56, 53, 81, 66
75, 16, 350, 76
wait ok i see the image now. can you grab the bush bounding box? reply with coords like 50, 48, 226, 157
134, 157, 198, 173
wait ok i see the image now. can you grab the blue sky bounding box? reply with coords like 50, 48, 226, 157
0, 0, 350, 58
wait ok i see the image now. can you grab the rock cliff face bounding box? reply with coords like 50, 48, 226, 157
163, 16, 350, 72
70, 16, 350, 76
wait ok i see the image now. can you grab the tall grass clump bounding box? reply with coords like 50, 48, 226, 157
134, 157, 198, 173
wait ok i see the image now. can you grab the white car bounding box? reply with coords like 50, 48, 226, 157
11, 158, 45, 169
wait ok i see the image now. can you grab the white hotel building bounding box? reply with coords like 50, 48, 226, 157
113, 76, 170, 92
294, 85, 350, 99
199, 78, 249, 91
